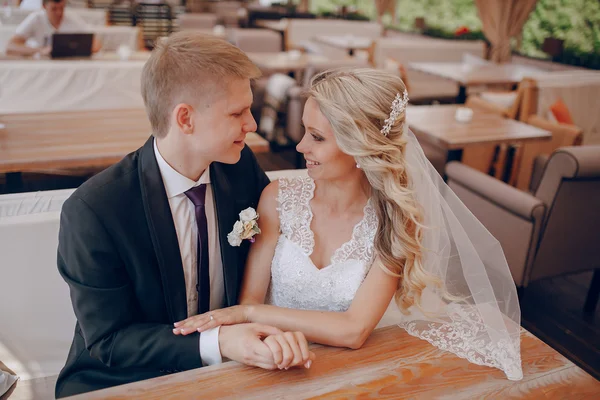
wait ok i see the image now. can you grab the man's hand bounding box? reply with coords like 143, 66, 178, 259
218, 324, 314, 370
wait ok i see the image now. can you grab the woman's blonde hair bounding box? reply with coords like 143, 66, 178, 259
308, 68, 439, 313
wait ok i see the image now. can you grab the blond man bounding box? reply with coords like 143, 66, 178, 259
55, 33, 311, 398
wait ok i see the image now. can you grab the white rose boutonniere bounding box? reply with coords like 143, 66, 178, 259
227, 207, 261, 247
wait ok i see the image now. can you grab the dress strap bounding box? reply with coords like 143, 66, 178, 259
276, 177, 315, 255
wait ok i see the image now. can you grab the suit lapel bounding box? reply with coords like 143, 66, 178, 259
138, 137, 188, 323
210, 163, 241, 307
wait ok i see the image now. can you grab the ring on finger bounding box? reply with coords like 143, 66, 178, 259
209, 314, 214, 322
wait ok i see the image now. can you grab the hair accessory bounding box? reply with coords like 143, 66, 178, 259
381, 89, 409, 136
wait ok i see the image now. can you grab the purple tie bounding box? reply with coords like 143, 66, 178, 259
184, 184, 210, 314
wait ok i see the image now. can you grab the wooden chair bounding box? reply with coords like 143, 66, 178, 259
460, 80, 535, 178
107, 0, 135, 26
459, 89, 524, 176
510, 115, 584, 190
135, 2, 173, 50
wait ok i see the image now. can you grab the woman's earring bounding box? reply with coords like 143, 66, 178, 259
356, 163, 361, 169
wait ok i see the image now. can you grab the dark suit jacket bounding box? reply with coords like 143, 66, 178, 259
55, 137, 270, 398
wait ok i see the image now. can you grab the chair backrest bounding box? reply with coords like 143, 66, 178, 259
465, 94, 511, 117
108, 2, 135, 26
285, 19, 382, 51
177, 13, 218, 30
527, 146, 600, 284
301, 58, 370, 88
186, 0, 213, 13
214, 1, 242, 27
0, 189, 73, 218
519, 71, 600, 146
0, 212, 75, 380
135, 2, 174, 49
228, 28, 281, 53
513, 115, 583, 190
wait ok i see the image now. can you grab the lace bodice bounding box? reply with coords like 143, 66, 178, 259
265, 177, 379, 312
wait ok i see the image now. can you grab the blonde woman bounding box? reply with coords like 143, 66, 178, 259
174, 68, 523, 380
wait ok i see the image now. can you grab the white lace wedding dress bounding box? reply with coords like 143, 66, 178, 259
264, 176, 522, 381
265, 176, 379, 313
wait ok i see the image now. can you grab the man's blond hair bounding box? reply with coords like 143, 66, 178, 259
141, 32, 261, 137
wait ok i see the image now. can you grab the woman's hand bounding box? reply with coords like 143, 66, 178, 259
173, 305, 250, 335
264, 331, 314, 370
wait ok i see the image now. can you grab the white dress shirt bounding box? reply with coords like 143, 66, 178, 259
154, 140, 223, 366
15, 9, 91, 47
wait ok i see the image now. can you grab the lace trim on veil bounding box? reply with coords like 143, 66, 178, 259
399, 304, 523, 381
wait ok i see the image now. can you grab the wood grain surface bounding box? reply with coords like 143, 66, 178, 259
0, 109, 270, 173
66, 326, 600, 400
407, 105, 551, 150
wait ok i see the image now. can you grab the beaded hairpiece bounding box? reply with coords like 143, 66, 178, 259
380, 89, 409, 136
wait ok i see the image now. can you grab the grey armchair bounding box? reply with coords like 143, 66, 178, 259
446, 146, 600, 313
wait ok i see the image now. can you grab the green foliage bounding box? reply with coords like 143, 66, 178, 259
309, 0, 599, 69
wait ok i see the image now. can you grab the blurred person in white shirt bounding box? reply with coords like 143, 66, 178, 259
7, 0, 100, 56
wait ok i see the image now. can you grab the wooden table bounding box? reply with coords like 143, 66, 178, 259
246, 52, 328, 76
0, 109, 270, 191
407, 105, 551, 180
65, 325, 600, 399
314, 35, 373, 56
408, 62, 548, 103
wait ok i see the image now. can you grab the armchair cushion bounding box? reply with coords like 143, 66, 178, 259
446, 162, 546, 286
446, 162, 545, 220
549, 98, 574, 125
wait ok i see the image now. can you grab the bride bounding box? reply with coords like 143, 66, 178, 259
174, 68, 523, 381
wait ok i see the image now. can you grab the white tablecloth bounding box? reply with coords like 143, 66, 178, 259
0, 60, 145, 113
0, 25, 139, 53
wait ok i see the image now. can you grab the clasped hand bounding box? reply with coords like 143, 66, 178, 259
173, 307, 314, 370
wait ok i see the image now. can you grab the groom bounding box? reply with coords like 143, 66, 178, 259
56, 32, 282, 397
